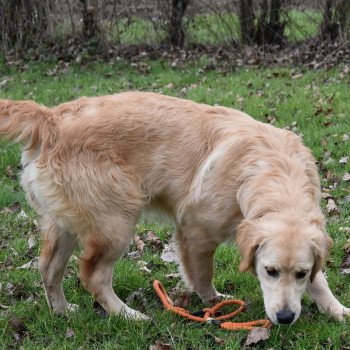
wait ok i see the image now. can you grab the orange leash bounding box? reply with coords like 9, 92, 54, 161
153, 280, 271, 330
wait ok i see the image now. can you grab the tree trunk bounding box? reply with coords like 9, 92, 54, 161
169, 0, 190, 48
79, 0, 101, 40
255, 0, 285, 46
239, 0, 255, 45
239, 0, 285, 46
320, 0, 350, 41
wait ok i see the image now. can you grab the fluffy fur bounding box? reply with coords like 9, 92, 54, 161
0, 92, 349, 324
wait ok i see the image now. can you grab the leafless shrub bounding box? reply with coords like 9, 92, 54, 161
0, 0, 53, 53
0, 0, 348, 56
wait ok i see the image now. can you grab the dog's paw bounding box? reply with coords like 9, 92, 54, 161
66, 303, 79, 313
122, 306, 150, 321
335, 307, 350, 321
53, 303, 79, 315
203, 292, 233, 305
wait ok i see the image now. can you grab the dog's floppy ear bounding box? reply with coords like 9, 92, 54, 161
310, 232, 333, 282
236, 219, 265, 273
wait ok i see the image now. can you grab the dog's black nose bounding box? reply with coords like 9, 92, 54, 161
276, 310, 295, 324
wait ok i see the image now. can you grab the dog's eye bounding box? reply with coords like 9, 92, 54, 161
295, 271, 307, 279
265, 267, 279, 277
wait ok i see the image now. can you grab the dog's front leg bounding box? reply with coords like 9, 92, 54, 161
306, 271, 350, 321
175, 227, 223, 304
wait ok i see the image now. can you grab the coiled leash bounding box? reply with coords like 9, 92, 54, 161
153, 280, 271, 330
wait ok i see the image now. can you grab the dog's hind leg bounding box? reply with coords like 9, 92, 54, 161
39, 220, 78, 314
79, 214, 149, 321
307, 271, 350, 321
175, 227, 222, 304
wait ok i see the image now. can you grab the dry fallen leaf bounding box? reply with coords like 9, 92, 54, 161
93, 301, 108, 318
27, 236, 36, 250
244, 327, 270, 346
134, 235, 145, 253
339, 157, 349, 164
8, 315, 27, 342
6, 165, 16, 179
125, 288, 147, 311
343, 239, 350, 254
160, 243, 178, 263
322, 192, 333, 199
165, 273, 180, 280
137, 261, 152, 274
127, 250, 142, 260
326, 199, 338, 213
340, 253, 350, 274
16, 258, 38, 270
169, 282, 191, 308
149, 340, 172, 350
65, 327, 75, 338
1, 202, 21, 214
204, 332, 225, 345
144, 231, 163, 250
342, 172, 350, 182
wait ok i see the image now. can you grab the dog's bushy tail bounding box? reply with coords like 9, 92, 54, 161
0, 99, 57, 149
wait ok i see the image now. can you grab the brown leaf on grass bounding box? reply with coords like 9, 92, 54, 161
223, 280, 236, 293
65, 327, 75, 338
244, 327, 270, 346
8, 315, 28, 342
265, 115, 276, 124
322, 192, 333, 199
134, 235, 145, 253
160, 243, 178, 263
326, 199, 338, 214
204, 332, 225, 345
1, 202, 21, 214
5, 165, 17, 179
93, 301, 108, 318
149, 340, 172, 350
127, 250, 142, 260
137, 261, 152, 274
27, 236, 36, 250
16, 257, 38, 270
165, 273, 180, 280
145, 231, 163, 250
343, 239, 350, 254
339, 253, 350, 274
125, 288, 147, 311
342, 172, 350, 182
174, 291, 191, 308
339, 157, 349, 165
169, 282, 191, 308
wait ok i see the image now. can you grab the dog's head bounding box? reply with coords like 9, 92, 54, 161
236, 215, 332, 325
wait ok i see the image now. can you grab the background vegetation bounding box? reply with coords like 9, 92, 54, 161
0, 0, 349, 55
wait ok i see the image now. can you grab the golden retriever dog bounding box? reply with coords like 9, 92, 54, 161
0, 92, 349, 325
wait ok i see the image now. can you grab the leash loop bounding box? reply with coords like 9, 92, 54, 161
153, 280, 272, 330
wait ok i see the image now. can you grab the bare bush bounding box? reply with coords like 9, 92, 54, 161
0, 0, 348, 56
320, 0, 350, 41
0, 0, 53, 52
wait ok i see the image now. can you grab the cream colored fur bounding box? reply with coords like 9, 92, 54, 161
0, 92, 348, 324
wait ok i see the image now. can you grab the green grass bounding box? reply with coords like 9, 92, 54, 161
283, 9, 322, 42
0, 59, 350, 349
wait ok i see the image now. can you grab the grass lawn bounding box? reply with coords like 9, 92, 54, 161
0, 58, 349, 349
